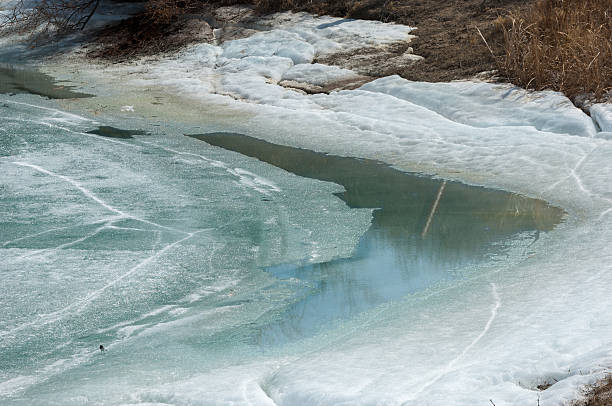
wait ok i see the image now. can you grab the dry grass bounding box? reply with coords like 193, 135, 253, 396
573, 374, 612, 406
145, 0, 191, 24
497, 0, 612, 99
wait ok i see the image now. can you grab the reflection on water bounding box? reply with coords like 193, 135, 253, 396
190, 133, 564, 346
0, 64, 92, 99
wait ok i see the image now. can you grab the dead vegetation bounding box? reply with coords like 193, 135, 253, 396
496, 0, 612, 99
573, 374, 612, 406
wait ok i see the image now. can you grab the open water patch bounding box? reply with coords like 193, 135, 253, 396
0, 64, 92, 99
86, 126, 148, 139
189, 132, 565, 346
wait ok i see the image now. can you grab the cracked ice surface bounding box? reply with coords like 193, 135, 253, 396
0, 95, 372, 402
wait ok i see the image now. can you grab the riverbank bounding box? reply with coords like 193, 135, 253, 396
90, 0, 524, 83
87, 0, 610, 106
573, 375, 612, 405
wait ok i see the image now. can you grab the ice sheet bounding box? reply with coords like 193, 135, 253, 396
255, 12, 416, 56
360, 77, 598, 137
128, 11, 415, 104
0, 95, 372, 403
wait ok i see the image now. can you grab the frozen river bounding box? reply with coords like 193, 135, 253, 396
0, 8, 606, 403
0, 67, 571, 405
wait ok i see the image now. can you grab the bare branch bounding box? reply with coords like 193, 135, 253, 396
0, 0, 104, 41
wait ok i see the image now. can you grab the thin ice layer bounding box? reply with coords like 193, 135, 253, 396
0, 95, 372, 402
281, 63, 360, 87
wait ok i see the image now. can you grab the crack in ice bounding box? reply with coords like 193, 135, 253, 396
544, 145, 612, 217
11, 161, 189, 235
13, 161, 128, 216
16, 223, 110, 260
2, 100, 94, 123
400, 283, 501, 404
37, 120, 141, 148
140, 140, 281, 195
1, 217, 116, 247
0, 229, 208, 337
74, 229, 207, 313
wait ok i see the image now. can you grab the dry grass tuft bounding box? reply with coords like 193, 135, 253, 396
145, 0, 192, 24
498, 0, 612, 99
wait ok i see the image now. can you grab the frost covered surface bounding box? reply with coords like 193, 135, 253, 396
5, 10, 612, 406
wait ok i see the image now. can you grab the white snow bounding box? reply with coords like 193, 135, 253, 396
133, 11, 414, 103
360, 77, 598, 137
281, 63, 361, 86
255, 12, 416, 55
218, 55, 294, 81
222, 30, 316, 64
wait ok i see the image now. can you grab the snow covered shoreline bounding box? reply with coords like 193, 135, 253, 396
5, 9, 612, 406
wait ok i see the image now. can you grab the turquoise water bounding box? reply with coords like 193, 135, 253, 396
0, 91, 562, 404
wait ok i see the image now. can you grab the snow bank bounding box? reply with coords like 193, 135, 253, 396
135, 11, 414, 102
361, 77, 597, 137
255, 12, 416, 55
